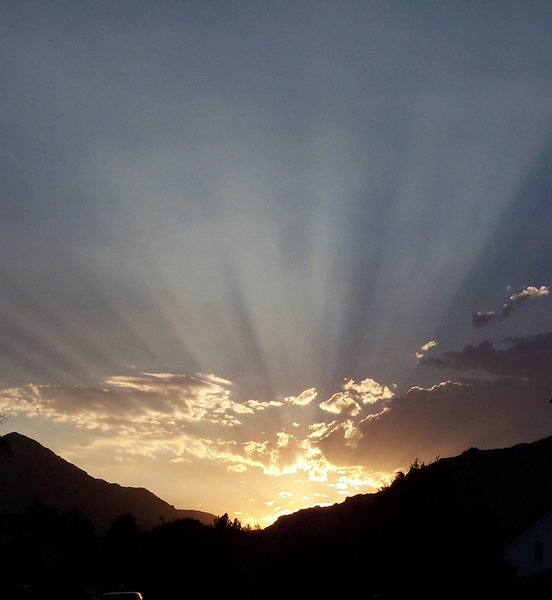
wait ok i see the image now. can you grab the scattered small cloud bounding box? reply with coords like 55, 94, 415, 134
342, 378, 396, 404
472, 285, 549, 327
415, 339, 438, 362
284, 388, 318, 406
318, 377, 395, 417
320, 392, 362, 416
0, 372, 394, 506
472, 311, 498, 327
244, 399, 283, 411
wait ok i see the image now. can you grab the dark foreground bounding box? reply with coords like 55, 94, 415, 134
1, 466, 549, 600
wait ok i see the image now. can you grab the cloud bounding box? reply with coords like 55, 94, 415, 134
318, 378, 395, 417
319, 392, 362, 416
244, 399, 284, 411
472, 285, 549, 327
0, 371, 401, 526
0, 372, 243, 433
0, 372, 304, 477
0, 372, 392, 487
420, 332, 552, 381
502, 285, 550, 314
312, 332, 552, 473
6, 364, 550, 522
284, 388, 318, 406
315, 376, 552, 473
415, 339, 438, 362
342, 378, 396, 404
472, 311, 498, 327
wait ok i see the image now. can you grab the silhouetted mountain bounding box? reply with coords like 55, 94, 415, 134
438, 435, 552, 542
0, 432, 215, 532
259, 438, 552, 599
2, 432, 549, 600
266, 434, 552, 545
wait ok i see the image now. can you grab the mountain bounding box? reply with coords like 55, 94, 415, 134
4, 429, 552, 544
0, 432, 215, 532
266, 434, 552, 544
3, 431, 551, 599
437, 435, 552, 541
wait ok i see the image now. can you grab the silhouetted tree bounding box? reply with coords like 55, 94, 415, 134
101, 514, 143, 592
0, 500, 100, 600
213, 512, 245, 530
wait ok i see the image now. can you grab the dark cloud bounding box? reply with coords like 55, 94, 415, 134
472, 311, 498, 328
318, 377, 552, 472
421, 332, 552, 382
314, 377, 552, 473
314, 332, 552, 471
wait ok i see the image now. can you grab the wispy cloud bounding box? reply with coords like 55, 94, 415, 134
0, 372, 241, 433
472, 285, 549, 327
0, 374, 396, 517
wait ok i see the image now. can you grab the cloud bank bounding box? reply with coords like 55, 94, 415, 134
420, 332, 552, 381
317, 332, 552, 471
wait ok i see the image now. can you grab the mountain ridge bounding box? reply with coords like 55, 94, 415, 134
3, 431, 551, 599
3, 430, 552, 541
0, 431, 215, 532
266, 433, 552, 543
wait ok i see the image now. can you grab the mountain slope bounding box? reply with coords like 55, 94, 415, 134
266, 434, 552, 543
0, 432, 215, 532
440, 435, 552, 541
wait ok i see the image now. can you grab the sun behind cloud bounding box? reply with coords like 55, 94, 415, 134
0, 372, 398, 523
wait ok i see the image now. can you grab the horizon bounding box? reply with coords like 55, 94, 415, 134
4, 427, 552, 529
1, 2, 552, 526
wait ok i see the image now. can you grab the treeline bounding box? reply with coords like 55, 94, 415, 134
0, 460, 525, 600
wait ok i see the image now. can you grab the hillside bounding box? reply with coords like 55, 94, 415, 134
266, 434, 552, 544
440, 435, 552, 541
0, 432, 215, 532
2, 431, 551, 599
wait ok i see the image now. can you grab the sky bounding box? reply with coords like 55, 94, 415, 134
1, 1, 552, 527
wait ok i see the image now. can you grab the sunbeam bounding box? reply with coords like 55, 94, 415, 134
2, 1, 552, 524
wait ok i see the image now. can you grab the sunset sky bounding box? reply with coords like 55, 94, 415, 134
2, 1, 552, 526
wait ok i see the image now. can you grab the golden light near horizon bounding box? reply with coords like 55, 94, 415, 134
0, 372, 399, 525
3, 328, 552, 528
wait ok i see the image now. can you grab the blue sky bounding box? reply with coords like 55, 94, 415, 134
1, 1, 552, 525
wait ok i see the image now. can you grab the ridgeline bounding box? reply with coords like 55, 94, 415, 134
2, 432, 552, 599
